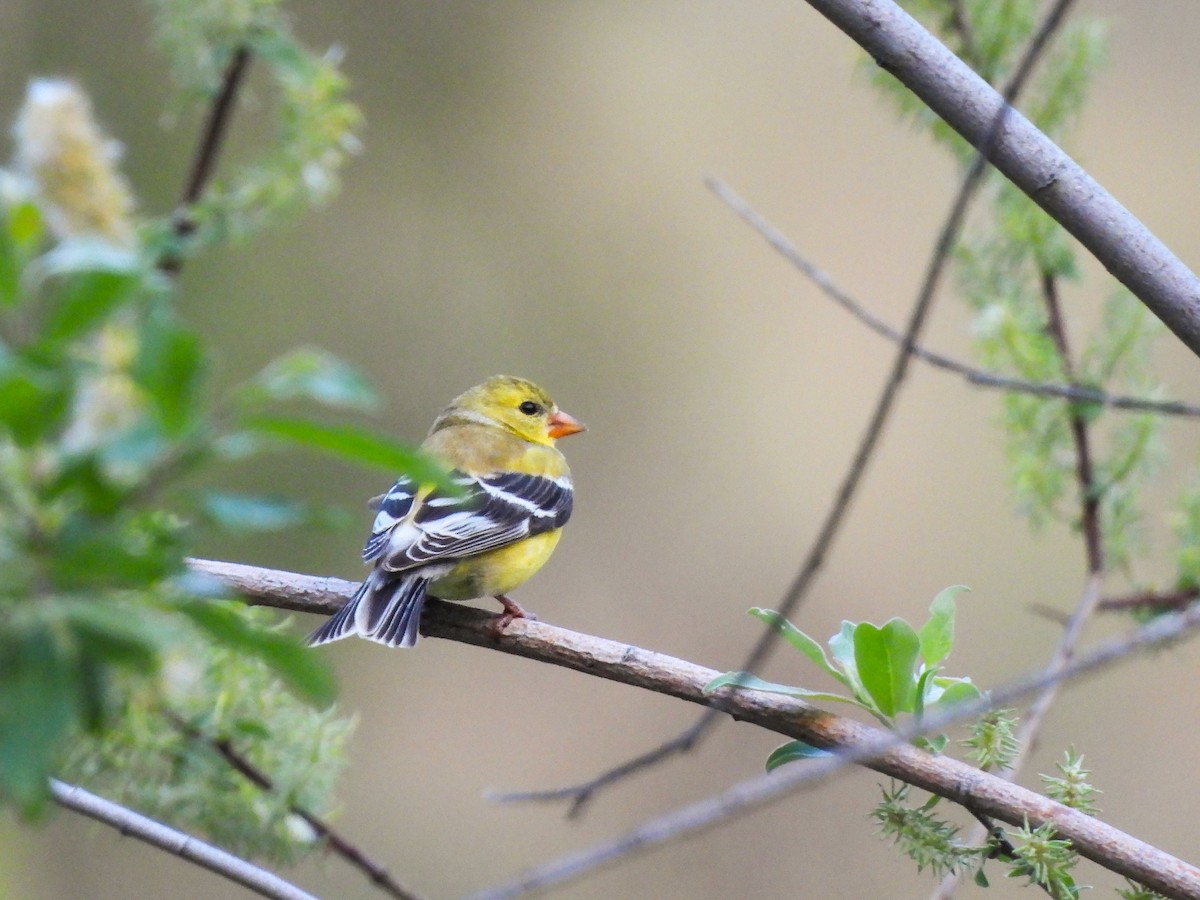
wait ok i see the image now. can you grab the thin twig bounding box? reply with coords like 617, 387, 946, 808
192, 557, 1200, 899
947, 0, 979, 62
50, 778, 317, 900
158, 45, 252, 276
1041, 271, 1105, 575
1099, 588, 1198, 612
165, 710, 422, 900
495, 0, 1075, 816
705, 181, 1200, 419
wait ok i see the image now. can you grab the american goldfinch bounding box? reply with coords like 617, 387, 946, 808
308, 376, 584, 648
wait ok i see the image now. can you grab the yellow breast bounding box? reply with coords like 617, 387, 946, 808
429, 529, 563, 601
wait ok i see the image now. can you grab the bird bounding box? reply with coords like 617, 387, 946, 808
308, 376, 584, 648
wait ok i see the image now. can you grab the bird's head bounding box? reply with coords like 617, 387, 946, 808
434, 375, 585, 446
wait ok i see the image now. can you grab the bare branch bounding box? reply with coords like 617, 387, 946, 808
1041, 271, 1105, 575
706, 178, 1200, 419
1100, 588, 1198, 613
193, 558, 1200, 898
158, 45, 252, 276
801, 0, 1200, 358
166, 710, 422, 900
50, 778, 317, 900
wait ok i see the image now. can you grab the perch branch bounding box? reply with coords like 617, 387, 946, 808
190, 557, 1200, 899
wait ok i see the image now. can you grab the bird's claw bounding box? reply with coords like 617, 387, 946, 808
491, 595, 538, 638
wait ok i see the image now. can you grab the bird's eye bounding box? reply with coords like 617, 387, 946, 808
519, 400, 542, 416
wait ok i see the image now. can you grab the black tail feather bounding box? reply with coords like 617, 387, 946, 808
307, 571, 431, 648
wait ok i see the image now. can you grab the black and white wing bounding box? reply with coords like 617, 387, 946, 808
363, 470, 573, 572
307, 469, 573, 649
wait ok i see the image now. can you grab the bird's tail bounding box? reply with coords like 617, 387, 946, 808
307, 570, 431, 648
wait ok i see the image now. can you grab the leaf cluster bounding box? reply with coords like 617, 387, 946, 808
706, 587, 980, 766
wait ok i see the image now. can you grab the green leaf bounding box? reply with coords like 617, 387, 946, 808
61, 602, 162, 673
0, 206, 23, 305
974, 867, 989, 888
928, 678, 983, 711
914, 665, 938, 721
0, 627, 77, 817
50, 514, 183, 590
829, 620, 866, 702
133, 312, 205, 435
233, 719, 273, 740
172, 600, 335, 707
202, 491, 308, 533
43, 269, 142, 343
703, 671, 858, 706
0, 350, 70, 446
8, 198, 45, 253
247, 347, 379, 413
0, 200, 43, 306
854, 618, 921, 718
918, 585, 968, 666
914, 734, 949, 754
245, 416, 460, 493
765, 740, 833, 771
748, 607, 848, 688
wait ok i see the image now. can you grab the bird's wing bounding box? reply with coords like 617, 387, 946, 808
361, 470, 573, 571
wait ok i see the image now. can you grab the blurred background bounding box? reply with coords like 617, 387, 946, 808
3, 1, 1200, 897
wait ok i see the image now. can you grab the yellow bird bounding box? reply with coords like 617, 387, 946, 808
309, 376, 584, 648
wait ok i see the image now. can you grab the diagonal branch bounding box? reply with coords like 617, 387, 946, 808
165, 710, 422, 900
706, 179, 1200, 419
192, 557, 1200, 899
802, 0, 1200, 358
158, 44, 252, 276
51, 778, 317, 900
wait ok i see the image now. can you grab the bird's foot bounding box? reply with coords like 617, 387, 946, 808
491, 594, 538, 637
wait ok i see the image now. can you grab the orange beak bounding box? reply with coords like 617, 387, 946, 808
548, 409, 586, 439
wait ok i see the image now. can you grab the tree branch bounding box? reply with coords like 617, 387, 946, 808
1099, 588, 1198, 613
801, 0, 1200, 358
191, 558, 1200, 899
165, 710, 422, 900
1042, 271, 1105, 575
158, 44, 252, 276
50, 778, 317, 900
706, 178, 1200, 419
471, 585, 1200, 899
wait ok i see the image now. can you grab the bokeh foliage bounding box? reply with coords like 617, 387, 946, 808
0, 0, 398, 866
